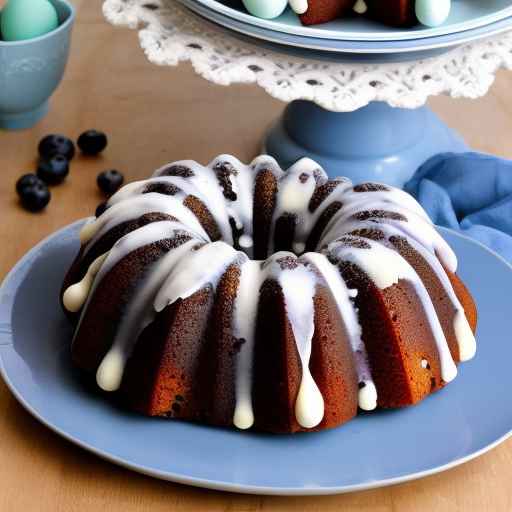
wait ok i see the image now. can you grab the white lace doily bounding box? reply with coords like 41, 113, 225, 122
103, 0, 512, 112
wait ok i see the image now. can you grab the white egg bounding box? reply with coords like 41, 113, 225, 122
415, 0, 451, 28
242, 0, 288, 19
288, 0, 308, 15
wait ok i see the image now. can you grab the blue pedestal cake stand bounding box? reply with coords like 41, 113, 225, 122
103, 0, 512, 186
264, 100, 467, 187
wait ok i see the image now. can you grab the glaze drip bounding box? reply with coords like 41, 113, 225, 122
302, 252, 377, 411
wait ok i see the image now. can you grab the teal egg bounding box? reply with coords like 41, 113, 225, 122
242, 0, 288, 20
415, 0, 451, 28
1, 0, 59, 42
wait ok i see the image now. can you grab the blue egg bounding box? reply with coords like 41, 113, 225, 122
242, 0, 288, 20
1, 0, 59, 42
416, 0, 451, 28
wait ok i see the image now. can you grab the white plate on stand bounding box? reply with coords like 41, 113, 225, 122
197, 0, 512, 41
181, 0, 512, 57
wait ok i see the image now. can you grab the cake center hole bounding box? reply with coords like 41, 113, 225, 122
230, 216, 311, 260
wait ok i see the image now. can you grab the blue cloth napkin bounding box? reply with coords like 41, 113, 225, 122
404, 152, 512, 263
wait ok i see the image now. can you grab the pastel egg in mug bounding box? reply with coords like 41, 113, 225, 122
1, 0, 59, 42
0, 0, 75, 130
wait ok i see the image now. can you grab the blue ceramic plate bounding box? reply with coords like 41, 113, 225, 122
180, 0, 512, 55
199, 0, 512, 41
0, 220, 511, 495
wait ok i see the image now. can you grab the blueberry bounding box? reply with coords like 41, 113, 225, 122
16, 174, 44, 196
37, 155, 69, 185
95, 202, 108, 217
38, 134, 75, 161
19, 182, 51, 212
78, 130, 108, 155
97, 170, 124, 195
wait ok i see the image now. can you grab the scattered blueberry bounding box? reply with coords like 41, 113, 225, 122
78, 130, 108, 155
38, 134, 75, 161
95, 202, 108, 218
97, 169, 124, 195
16, 173, 44, 196
37, 155, 69, 185
19, 182, 51, 212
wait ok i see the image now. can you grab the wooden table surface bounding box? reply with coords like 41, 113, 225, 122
1, 1, 512, 510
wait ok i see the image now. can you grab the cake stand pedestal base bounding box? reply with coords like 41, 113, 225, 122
264, 100, 468, 187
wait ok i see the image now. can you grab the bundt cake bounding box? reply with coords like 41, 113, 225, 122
61, 155, 477, 434
238, 0, 451, 28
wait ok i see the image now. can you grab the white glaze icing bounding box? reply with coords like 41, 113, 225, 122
80, 193, 209, 247
63, 253, 107, 313
277, 256, 324, 429
327, 236, 458, 383
239, 234, 253, 249
154, 241, 243, 313
454, 310, 477, 362
392, 228, 476, 362
232, 260, 262, 430
232, 253, 324, 430
69, 220, 200, 348
97, 237, 199, 391
318, 190, 458, 273
338, 215, 474, 363
64, 154, 476, 430
152, 159, 235, 244
269, 157, 320, 255
302, 252, 377, 411
268, 157, 352, 257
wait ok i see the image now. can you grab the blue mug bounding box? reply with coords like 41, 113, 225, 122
0, 0, 75, 130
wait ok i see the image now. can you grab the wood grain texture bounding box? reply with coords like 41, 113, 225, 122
1, 1, 512, 510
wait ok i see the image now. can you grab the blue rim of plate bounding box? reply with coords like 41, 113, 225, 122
195, 0, 512, 41
0, 219, 511, 495
179, 0, 512, 54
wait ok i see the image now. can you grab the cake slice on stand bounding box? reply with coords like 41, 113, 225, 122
298, 0, 444, 27
297, 0, 355, 26
240, 0, 451, 28
363, 0, 417, 27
